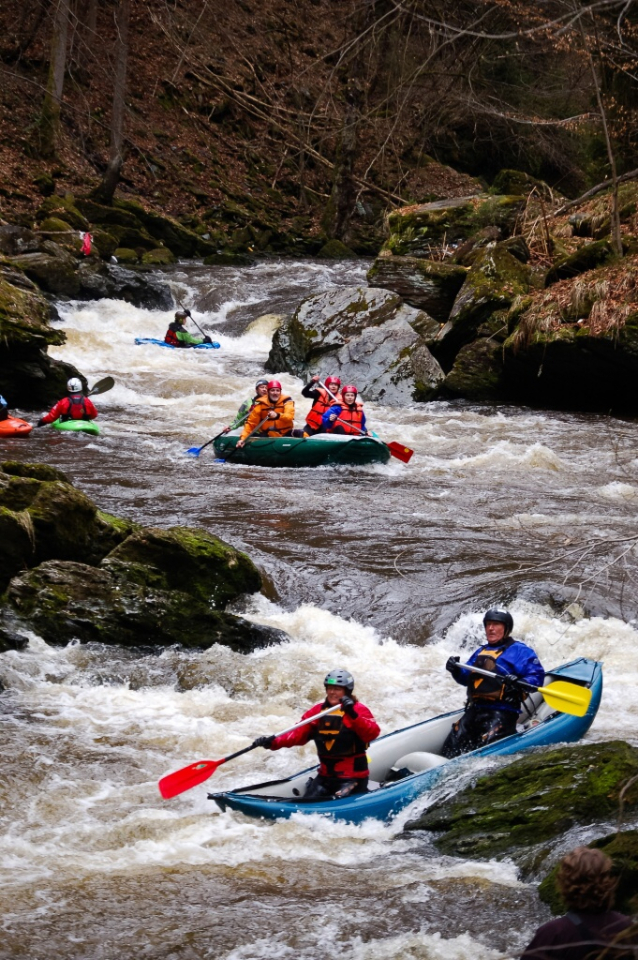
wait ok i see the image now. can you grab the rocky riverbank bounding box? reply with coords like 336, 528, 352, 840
0, 461, 281, 656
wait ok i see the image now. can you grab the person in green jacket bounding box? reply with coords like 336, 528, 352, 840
222, 379, 269, 433
164, 310, 212, 347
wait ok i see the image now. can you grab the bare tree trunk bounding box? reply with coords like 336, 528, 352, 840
39, 0, 70, 158
92, 0, 130, 204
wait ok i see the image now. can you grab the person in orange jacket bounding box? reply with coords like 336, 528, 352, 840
252, 669, 380, 800
237, 380, 294, 447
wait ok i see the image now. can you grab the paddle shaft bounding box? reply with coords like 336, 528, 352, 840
225, 415, 271, 457
218, 703, 346, 767
463, 663, 540, 692
317, 380, 369, 437
318, 380, 413, 463
182, 305, 208, 339
189, 412, 250, 456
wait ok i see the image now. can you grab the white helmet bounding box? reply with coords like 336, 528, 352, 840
67, 378, 83, 394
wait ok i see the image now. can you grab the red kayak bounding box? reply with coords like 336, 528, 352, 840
0, 416, 33, 437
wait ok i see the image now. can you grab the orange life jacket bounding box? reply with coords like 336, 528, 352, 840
330, 401, 364, 435
305, 388, 342, 431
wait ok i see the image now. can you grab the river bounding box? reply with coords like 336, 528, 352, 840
2, 259, 638, 960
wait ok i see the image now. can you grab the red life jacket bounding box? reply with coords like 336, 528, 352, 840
329, 401, 364, 435
59, 396, 91, 422
305, 388, 341, 431
311, 707, 370, 780
165, 327, 179, 346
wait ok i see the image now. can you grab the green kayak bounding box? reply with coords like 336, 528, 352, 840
52, 419, 100, 436
212, 432, 390, 467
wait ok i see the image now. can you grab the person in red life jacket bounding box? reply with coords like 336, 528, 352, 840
252, 668, 380, 800
301, 374, 342, 436
441, 609, 544, 759
36, 378, 98, 426
164, 310, 212, 347
237, 380, 294, 446
521, 846, 638, 960
81, 229, 93, 256
322, 385, 369, 436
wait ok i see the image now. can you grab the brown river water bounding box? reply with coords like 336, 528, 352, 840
2, 260, 638, 959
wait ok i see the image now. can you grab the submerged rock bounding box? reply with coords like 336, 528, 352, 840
405, 741, 638, 876
267, 285, 444, 403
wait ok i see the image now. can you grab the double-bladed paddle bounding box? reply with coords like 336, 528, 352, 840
88, 376, 115, 397
318, 380, 414, 464
465, 663, 592, 717
159, 703, 342, 799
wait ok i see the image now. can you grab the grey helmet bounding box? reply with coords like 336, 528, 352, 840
483, 609, 514, 638
174, 309, 189, 322
255, 378, 269, 390
67, 377, 83, 394
324, 668, 354, 692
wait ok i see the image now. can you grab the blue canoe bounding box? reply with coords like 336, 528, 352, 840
210, 657, 602, 825
134, 337, 220, 349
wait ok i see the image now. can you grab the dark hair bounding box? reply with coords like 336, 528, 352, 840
557, 847, 618, 912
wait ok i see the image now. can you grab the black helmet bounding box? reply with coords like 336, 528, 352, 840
324, 668, 354, 692
483, 609, 514, 638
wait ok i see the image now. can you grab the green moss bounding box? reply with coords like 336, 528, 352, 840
36, 194, 88, 230
2, 461, 70, 483
0, 277, 63, 349
113, 248, 139, 263
39, 217, 75, 234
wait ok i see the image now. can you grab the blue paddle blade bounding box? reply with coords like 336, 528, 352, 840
213, 458, 227, 463
186, 447, 202, 457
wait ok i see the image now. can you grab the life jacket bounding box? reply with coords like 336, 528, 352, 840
305, 388, 341, 431
328, 401, 364, 435
164, 322, 180, 346
468, 641, 520, 706
311, 706, 369, 778
59, 396, 91, 422
249, 395, 294, 437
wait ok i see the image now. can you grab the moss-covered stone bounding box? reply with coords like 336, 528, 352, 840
39, 216, 76, 235
114, 247, 140, 264
91, 228, 118, 260
406, 741, 638, 875
367, 255, 467, 321
539, 831, 638, 917
1, 461, 70, 483
36, 194, 88, 230
442, 337, 505, 400
141, 247, 176, 265
545, 240, 616, 286
490, 169, 554, 199
0, 507, 35, 586
105, 526, 261, 608
203, 250, 254, 265
317, 238, 356, 258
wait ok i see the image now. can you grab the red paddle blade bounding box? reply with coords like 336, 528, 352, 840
387, 442, 414, 463
158, 758, 224, 799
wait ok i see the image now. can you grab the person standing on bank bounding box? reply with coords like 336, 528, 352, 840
521, 846, 638, 960
442, 609, 544, 758
252, 669, 380, 799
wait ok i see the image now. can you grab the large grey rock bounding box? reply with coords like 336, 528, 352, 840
0, 225, 42, 256
76, 261, 173, 309
7, 250, 80, 298
366, 255, 467, 320
267, 286, 444, 403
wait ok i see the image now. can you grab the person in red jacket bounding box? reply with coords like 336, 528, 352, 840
253, 668, 380, 800
37, 378, 98, 426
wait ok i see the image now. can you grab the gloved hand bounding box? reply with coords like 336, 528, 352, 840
446, 656, 461, 676
36, 418, 46, 427
203, 336, 212, 344
502, 673, 519, 686
340, 696, 357, 718
252, 735, 275, 749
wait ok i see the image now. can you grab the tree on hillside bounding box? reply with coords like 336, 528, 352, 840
91, 0, 130, 204
38, 0, 70, 158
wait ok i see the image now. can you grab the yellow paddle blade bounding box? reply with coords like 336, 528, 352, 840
540, 680, 592, 717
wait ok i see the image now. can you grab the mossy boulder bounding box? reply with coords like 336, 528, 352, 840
545, 240, 616, 286
203, 250, 254, 266
114, 199, 215, 257
7, 248, 79, 298
36, 194, 88, 231
384, 194, 525, 257
406, 741, 638, 876
91, 228, 118, 260
441, 337, 505, 400
1, 461, 70, 483
1, 559, 274, 653
367, 255, 467, 321
39, 216, 76, 235
141, 247, 176, 265
539, 831, 638, 916
114, 248, 139, 264
490, 169, 554, 199
434, 244, 530, 368
104, 526, 261, 608
0, 225, 41, 256
317, 238, 357, 258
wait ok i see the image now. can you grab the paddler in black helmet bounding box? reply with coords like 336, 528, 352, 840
441, 609, 545, 758
164, 309, 212, 348
252, 669, 380, 799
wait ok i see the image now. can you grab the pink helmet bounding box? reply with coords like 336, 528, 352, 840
267, 380, 282, 390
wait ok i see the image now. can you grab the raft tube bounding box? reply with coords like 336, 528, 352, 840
212, 431, 390, 467
52, 419, 100, 436
0, 416, 33, 437
134, 338, 220, 349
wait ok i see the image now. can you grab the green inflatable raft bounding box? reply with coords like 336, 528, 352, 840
212, 432, 390, 467
52, 419, 100, 436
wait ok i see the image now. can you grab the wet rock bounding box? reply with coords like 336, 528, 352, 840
0, 507, 35, 586
113, 248, 139, 264
434, 244, 530, 368
317, 238, 357, 258
366, 255, 467, 320
405, 741, 638, 877
545, 240, 615, 286
1, 461, 70, 483
267, 285, 444, 403
75, 261, 173, 309
0, 274, 83, 408
539, 830, 638, 916
384, 194, 525, 257
0, 225, 42, 256
1, 559, 273, 653
203, 250, 254, 266
7, 247, 80, 298
36, 194, 88, 231
141, 247, 176, 265
442, 337, 505, 400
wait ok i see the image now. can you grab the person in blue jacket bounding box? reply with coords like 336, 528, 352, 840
441, 609, 544, 758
